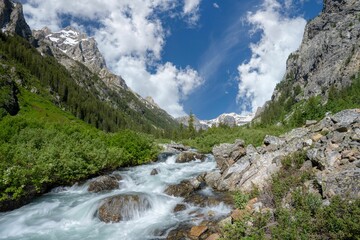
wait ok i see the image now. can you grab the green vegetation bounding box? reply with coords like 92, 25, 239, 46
179, 124, 287, 153
221, 152, 360, 239
0, 32, 177, 136
0, 88, 158, 202
233, 191, 250, 210
260, 73, 360, 127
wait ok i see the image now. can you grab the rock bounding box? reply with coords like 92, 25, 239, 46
306, 120, 317, 126
173, 204, 186, 212
162, 143, 190, 153
97, 194, 152, 223
165, 180, 199, 197
189, 226, 208, 238
176, 151, 206, 163
158, 152, 176, 162
263, 135, 285, 147
212, 140, 246, 173
0, 78, 20, 117
311, 133, 323, 142
205, 233, 220, 240
283, 128, 310, 141
204, 171, 222, 189
88, 175, 120, 193
331, 109, 360, 126
321, 169, 360, 199
150, 168, 159, 175
0, 0, 32, 39
231, 209, 247, 221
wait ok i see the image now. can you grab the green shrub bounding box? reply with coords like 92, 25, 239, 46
234, 191, 250, 209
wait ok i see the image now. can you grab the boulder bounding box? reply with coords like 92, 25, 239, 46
205, 233, 220, 240
97, 194, 152, 223
165, 180, 200, 197
88, 175, 121, 193
331, 109, 360, 126
263, 135, 285, 147
212, 139, 246, 173
306, 120, 317, 126
176, 151, 206, 163
173, 204, 186, 212
150, 168, 159, 175
311, 133, 323, 142
320, 168, 360, 199
189, 225, 208, 238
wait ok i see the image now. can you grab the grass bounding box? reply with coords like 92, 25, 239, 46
0, 88, 159, 204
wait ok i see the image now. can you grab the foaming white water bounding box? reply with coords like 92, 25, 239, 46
0, 154, 230, 240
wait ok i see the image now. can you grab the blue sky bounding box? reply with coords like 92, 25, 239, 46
20, 0, 322, 119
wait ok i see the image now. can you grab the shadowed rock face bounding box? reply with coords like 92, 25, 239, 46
0, 77, 19, 117
269, 0, 360, 106
0, 0, 32, 39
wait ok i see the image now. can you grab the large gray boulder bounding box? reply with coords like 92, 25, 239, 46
165, 179, 201, 198
212, 139, 246, 173
97, 194, 152, 223
88, 175, 121, 193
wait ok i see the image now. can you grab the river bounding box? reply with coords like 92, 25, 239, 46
0, 154, 231, 240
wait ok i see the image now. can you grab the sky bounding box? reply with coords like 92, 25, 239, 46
19, 0, 322, 119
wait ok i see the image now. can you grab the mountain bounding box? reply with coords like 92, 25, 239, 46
257, 0, 360, 125
177, 112, 254, 130
0, 0, 31, 39
200, 113, 254, 128
33, 26, 127, 90
0, 0, 179, 136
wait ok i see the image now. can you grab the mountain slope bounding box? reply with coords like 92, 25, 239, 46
257, 0, 360, 126
0, 0, 179, 136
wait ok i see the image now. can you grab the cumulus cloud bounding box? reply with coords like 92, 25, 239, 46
183, 0, 202, 26
213, 3, 220, 9
20, 0, 202, 117
237, 0, 306, 113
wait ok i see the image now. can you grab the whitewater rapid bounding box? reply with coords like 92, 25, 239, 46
0, 154, 231, 240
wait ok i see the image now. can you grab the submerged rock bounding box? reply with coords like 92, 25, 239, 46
176, 151, 206, 163
97, 194, 152, 223
150, 168, 159, 175
88, 175, 121, 193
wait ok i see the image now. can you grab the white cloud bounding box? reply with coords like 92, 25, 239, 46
237, 0, 306, 113
213, 3, 220, 9
183, 0, 202, 26
21, 0, 202, 117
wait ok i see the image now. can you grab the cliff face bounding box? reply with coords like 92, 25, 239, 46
33, 27, 128, 90
0, 0, 31, 39
272, 0, 360, 103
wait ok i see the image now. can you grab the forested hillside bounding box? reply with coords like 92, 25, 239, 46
0, 33, 178, 136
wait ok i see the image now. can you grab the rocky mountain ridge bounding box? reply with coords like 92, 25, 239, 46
0, 0, 31, 39
257, 0, 360, 119
33, 26, 127, 90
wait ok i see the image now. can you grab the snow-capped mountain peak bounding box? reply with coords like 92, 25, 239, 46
200, 112, 254, 128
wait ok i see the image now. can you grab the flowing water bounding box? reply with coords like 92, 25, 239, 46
0, 154, 231, 240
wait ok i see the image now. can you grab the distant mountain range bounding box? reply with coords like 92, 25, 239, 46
176, 112, 254, 130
